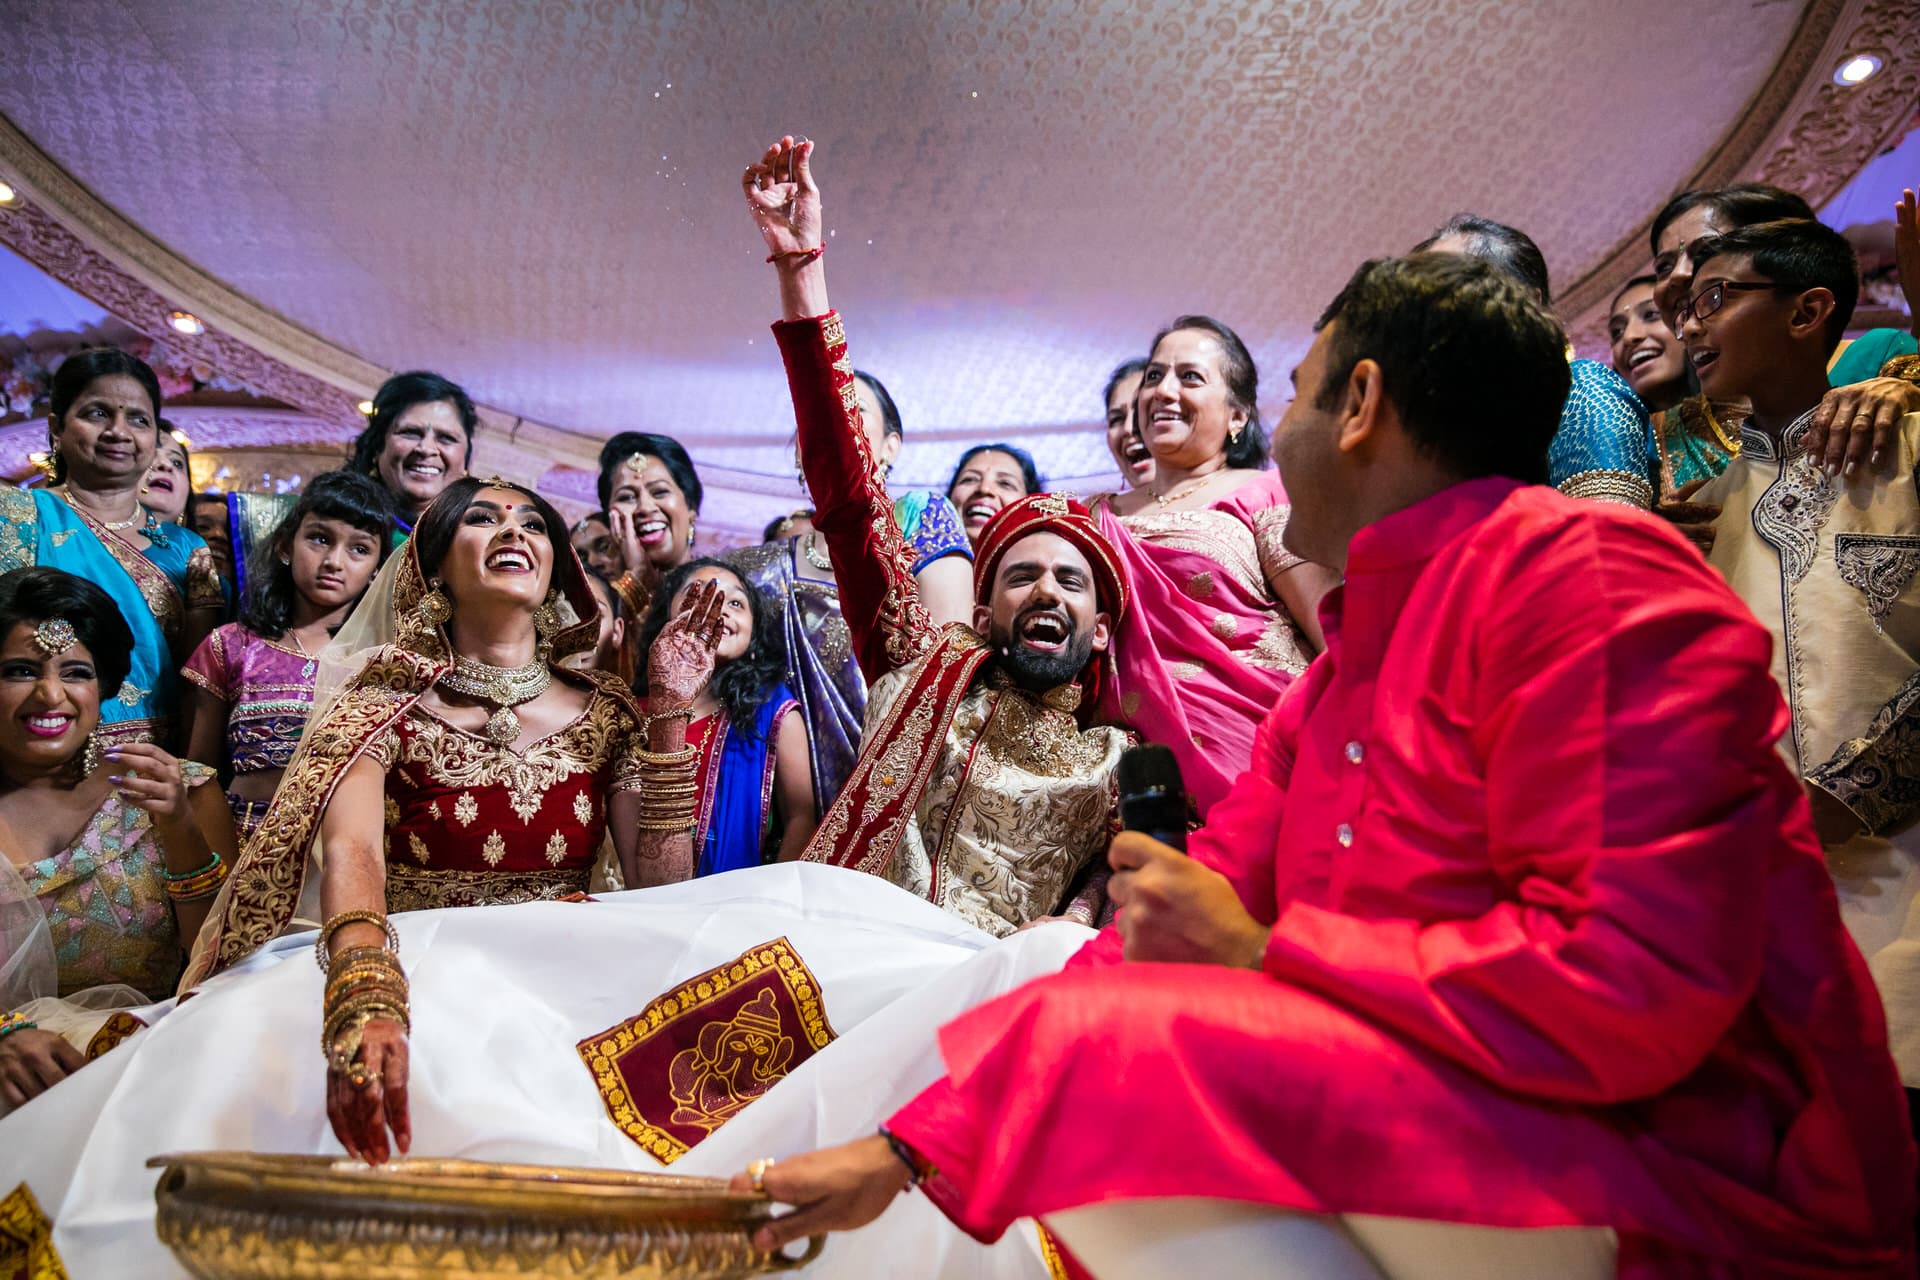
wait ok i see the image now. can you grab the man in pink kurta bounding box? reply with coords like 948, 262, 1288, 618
739, 254, 1915, 1277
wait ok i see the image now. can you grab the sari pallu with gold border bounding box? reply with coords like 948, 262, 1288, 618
180, 538, 615, 990
0, 486, 221, 745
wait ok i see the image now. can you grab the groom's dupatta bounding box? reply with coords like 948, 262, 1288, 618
180, 532, 605, 990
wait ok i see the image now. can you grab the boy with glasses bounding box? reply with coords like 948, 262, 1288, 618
1689, 218, 1920, 1098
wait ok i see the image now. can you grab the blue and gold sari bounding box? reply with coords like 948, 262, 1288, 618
0, 486, 223, 744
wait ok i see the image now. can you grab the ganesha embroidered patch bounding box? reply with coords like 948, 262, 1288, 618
576, 937, 836, 1163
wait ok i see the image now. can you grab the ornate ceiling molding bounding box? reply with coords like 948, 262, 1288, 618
1560, 0, 1920, 352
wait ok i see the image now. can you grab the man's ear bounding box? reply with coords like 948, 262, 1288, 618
972, 603, 994, 637
1337, 358, 1386, 456
1088, 610, 1113, 654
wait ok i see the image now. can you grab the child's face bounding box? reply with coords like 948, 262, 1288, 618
288, 514, 383, 613
1675, 255, 1790, 404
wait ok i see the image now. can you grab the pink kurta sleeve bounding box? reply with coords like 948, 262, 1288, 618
1261, 518, 1794, 1105
1066, 677, 1302, 970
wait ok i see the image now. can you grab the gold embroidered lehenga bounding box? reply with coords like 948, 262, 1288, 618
179, 536, 646, 989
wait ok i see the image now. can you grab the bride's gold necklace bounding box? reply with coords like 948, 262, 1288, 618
438, 653, 551, 745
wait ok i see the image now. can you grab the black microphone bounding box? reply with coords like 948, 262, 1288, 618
1117, 744, 1189, 852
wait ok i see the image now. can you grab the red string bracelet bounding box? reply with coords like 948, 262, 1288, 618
766, 246, 825, 266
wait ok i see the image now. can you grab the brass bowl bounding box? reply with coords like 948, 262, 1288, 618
148, 1151, 823, 1279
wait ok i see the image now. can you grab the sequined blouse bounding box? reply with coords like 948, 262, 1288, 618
181, 623, 318, 775
367, 686, 646, 912
21, 761, 217, 1000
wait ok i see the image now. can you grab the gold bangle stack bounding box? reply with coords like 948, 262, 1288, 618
318, 913, 408, 1089
635, 743, 699, 833
162, 850, 229, 902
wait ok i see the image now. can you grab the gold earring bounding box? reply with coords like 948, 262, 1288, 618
415, 580, 452, 629
82, 731, 101, 775
1228, 420, 1245, 444
533, 589, 562, 642
687, 515, 697, 551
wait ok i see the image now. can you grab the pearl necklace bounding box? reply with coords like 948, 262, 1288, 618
438, 653, 552, 745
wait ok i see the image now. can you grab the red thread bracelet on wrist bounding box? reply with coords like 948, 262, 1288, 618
766, 246, 825, 266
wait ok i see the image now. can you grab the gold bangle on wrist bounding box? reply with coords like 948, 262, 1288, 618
315, 911, 400, 972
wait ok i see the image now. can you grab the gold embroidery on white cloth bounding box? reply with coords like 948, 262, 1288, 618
482, 830, 506, 866
397, 695, 624, 823
573, 791, 593, 825
545, 831, 569, 866
453, 792, 479, 826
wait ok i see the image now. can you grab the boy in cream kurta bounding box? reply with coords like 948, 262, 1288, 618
1692, 218, 1920, 1082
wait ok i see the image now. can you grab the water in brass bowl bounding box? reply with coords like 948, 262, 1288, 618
147, 1151, 823, 1279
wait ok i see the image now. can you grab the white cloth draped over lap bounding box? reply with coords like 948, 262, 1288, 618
0, 864, 1088, 1279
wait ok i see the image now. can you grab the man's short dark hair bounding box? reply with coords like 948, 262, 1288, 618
1313, 253, 1570, 485
1689, 218, 1859, 353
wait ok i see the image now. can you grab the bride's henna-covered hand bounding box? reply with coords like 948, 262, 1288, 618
647, 578, 724, 712
326, 1016, 411, 1165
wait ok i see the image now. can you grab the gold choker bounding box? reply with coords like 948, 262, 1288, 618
438, 654, 551, 744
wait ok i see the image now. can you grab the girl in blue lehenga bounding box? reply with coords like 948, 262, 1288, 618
0, 350, 223, 747
627, 559, 814, 885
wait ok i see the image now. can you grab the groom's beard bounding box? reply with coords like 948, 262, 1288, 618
992, 617, 1095, 693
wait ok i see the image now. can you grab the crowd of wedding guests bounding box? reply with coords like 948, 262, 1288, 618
2, 160, 1919, 1214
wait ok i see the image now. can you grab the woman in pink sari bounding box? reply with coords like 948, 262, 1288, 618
1093, 316, 1338, 816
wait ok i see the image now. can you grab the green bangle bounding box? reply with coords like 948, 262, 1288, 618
0, 1010, 37, 1041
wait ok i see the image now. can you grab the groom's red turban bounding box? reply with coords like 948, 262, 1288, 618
972, 494, 1129, 622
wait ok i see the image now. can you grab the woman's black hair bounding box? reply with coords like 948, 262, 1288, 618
1611, 273, 1660, 312
947, 443, 1042, 500
1648, 183, 1813, 257
0, 566, 134, 698
852, 371, 903, 439
1413, 213, 1552, 304
1102, 357, 1149, 411
238, 471, 399, 639
635, 558, 786, 743
1145, 315, 1270, 469
596, 432, 704, 513
583, 568, 622, 621
46, 349, 165, 486
347, 371, 479, 480
412, 476, 590, 614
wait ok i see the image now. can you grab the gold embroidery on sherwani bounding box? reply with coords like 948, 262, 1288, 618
397, 695, 626, 823
876, 670, 1127, 938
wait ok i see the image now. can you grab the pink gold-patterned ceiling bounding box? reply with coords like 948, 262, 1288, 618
0, 0, 1912, 532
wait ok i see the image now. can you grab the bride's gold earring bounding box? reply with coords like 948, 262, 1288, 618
686, 515, 697, 552
82, 731, 101, 775
532, 590, 562, 657
416, 580, 452, 629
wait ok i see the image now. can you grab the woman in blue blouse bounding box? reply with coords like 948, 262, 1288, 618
1417, 214, 1657, 508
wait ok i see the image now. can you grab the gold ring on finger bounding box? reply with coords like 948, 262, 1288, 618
347, 1063, 374, 1090
747, 1157, 775, 1193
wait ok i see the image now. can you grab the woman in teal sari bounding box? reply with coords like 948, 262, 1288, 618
0, 350, 223, 747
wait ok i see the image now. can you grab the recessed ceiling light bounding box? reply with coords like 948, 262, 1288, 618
1835, 54, 1882, 85
0, 182, 16, 205
166, 310, 205, 336
356, 400, 375, 415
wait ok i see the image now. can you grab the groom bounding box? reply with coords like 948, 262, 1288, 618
736, 252, 1916, 1275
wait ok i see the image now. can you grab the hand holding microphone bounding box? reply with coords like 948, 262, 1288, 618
1110, 744, 1269, 969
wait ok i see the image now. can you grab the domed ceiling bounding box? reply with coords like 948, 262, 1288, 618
0, 0, 1914, 538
